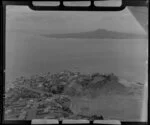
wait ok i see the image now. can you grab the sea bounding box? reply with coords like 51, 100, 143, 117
5, 31, 148, 84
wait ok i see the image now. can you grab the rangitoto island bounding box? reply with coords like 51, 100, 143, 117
42, 29, 147, 39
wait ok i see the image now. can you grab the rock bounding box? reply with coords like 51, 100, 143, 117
60, 81, 67, 85
29, 99, 34, 102
43, 107, 51, 113
88, 76, 105, 89
5, 71, 122, 120
19, 98, 23, 101
45, 98, 52, 102
89, 115, 104, 120
62, 107, 73, 114
37, 83, 43, 88
50, 84, 64, 94
5, 109, 12, 114
18, 110, 27, 120
91, 73, 101, 79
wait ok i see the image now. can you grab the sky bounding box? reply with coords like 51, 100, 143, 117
6, 5, 146, 35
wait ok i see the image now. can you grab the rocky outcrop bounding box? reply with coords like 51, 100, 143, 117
5, 71, 143, 120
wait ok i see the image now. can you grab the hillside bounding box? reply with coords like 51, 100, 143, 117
5, 71, 144, 120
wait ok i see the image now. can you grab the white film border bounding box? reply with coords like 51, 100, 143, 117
32, 119, 121, 124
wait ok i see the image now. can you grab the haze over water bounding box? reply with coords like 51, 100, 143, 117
6, 6, 148, 83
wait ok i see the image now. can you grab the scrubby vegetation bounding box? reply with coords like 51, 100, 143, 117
4, 71, 130, 120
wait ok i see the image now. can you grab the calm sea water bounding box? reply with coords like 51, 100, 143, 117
6, 32, 148, 83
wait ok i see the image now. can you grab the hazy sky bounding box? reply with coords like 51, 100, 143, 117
6, 6, 146, 35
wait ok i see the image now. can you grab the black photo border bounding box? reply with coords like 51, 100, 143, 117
0, 0, 149, 125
